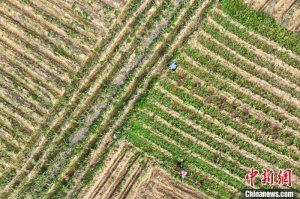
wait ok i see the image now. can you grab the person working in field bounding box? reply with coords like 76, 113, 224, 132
170, 61, 177, 71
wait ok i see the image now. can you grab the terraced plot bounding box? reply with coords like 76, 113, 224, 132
0, 0, 299, 198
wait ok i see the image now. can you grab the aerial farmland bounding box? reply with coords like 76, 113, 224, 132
0, 0, 299, 198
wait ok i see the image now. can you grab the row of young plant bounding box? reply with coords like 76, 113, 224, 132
168, 67, 300, 150
168, 68, 300, 155
0, 0, 145, 190
155, 80, 300, 176
202, 20, 300, 89
209, 11, 300, 70
124, 116, 242, 198
0, 28, 68, 89
185, 46, 300, 125
178, 55, 300, 135
1, 27, 63, 96
137, 108, 254, 180
218, 0, 300, 55
38, 0, 204, 197
10, 0, 90, 53
1, 44, 63, 98
196, 31, 300, 103
0, 99, 36, 138
5, 0, 154, 196
0, 148, 14, 168
0, 38, 67, 106
30, 0, 98, 38
0, 15, 76, 78
0, 78, 48, 118
0, 44, 53, 107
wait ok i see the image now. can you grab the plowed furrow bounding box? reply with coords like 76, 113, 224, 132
0, 19, 76, 75
0, 62, 52, 106
98, 154, 140, 199
27, 0, 97, 41
0, 47, 61, 98
0, 30, 70, 84
86, 150, 134, 199
0, 4, 80, 62
0, 94, 40, 127
0, 78, 48, 116
5, 0, 91, 53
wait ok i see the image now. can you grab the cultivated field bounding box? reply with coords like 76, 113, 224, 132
244, 0, 300, 33
0, 0, 299, 198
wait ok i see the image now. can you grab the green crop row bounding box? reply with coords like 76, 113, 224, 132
125, 122, 243, 195
177, 56, 300, 133
138, 98, 264, 172
218, 0, 300, 55
196, 31, 300, 100
185, 46, 300, 121
208, 12, 300, 70
202, 21, 300, 87
135, 110, 249, 177
150, 83, 300, 176
125, 130, 234, 198
167, 69, 300, 149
